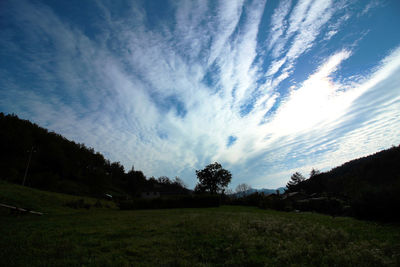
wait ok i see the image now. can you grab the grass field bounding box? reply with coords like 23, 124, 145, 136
1, 181, 400, 266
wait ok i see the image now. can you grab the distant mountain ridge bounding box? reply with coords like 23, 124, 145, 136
233, 187, 286, 197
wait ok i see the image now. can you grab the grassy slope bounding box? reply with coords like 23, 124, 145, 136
1, 181, 399, 266
0, 180, 116, 214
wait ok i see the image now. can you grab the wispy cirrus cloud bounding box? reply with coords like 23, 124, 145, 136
0, 0, 399, 188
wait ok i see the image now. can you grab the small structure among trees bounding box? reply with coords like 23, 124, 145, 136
194, 162, 232, 194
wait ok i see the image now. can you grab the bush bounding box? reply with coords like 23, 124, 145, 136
227, 192, 264, 207
351, 187, 400, 221
258, 194, 290, 211
293, 197, 345, 215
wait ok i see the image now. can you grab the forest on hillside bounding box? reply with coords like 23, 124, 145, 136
285, 145, 400, 220
231, 145, 400, 221
0, 113, 188, 198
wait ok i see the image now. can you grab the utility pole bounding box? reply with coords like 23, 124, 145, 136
22, 146, 35, 186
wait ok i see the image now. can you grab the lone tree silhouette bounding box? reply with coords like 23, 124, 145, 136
235, 183, 252, 196
286, 172, 305, 192
195, 162, 232, 194
309, 168, 321, 178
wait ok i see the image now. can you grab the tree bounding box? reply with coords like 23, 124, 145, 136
195, 162, 232, 194
235, 183, 252, 196
309, 168, 321, 178
225, 188, 234, 195
126, 169, 147, 194
286, 172, 305, 191
157, 176, 171, 184
108, 161, 125, 184
172, 176, 186, 188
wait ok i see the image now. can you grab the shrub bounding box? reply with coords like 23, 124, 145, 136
258, 194, 289, 211
351, 186, 400, 221
293, 197, 345, 215
227, 192, 264, 207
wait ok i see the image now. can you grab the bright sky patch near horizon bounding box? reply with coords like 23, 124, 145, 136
1, 0, 399, 189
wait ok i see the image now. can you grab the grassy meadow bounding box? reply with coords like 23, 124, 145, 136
1, 181, 399, 266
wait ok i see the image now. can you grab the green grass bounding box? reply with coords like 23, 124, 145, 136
0, 180, 116, 214
1, 181, 399, 266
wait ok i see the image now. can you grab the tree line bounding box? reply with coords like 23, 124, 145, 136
229, 145, 400, 221
0, 113, 188, 198
284, 145, 400, 221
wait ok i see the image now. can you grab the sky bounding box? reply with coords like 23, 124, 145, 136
1, 0, 400, 189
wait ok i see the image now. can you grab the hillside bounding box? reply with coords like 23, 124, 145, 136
0, 180, 116, 214
287, 145, 400, 220
0, 112, 187, 198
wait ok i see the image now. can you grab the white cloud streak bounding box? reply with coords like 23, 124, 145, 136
0, 0, 399, 189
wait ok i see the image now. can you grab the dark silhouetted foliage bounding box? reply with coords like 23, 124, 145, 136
227, 192, 265, 207
309, 168, 320, 178
0, 112, 188, 199
227, 147, 400, 221
285, 146, 400, 221
195, 162, 232, 194
286, 172, 305, 191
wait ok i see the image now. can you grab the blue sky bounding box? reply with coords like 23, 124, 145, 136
1, 0, 400, 189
